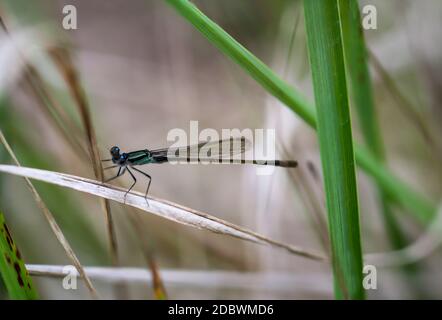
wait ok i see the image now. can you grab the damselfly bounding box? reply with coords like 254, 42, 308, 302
102, 137, 297, 202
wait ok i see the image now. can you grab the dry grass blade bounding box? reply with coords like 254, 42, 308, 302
0, 131, 99, 299
48, 47, 118, 266
0, 164, 325, 261
26, 264, 332, 295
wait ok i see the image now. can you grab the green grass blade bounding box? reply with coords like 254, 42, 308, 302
164, 0, 436, 223
304, 0, 364, 299
338, 0, 411, 246
165, 0, 317, 128
338, 0, 384, 158
0, 212, 38, 299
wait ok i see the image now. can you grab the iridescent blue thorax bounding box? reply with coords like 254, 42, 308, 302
110, 146, 128, 166
112, 153, 128, 165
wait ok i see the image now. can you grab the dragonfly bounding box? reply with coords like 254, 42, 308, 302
102, 137, 297, 203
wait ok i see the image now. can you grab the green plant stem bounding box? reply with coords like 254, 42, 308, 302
303, 0, 364, 299
164, 0, 435, 223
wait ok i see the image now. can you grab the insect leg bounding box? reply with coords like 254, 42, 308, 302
124, 167, 137, 202
131, 166, 152, 206
104, 167, 124, 183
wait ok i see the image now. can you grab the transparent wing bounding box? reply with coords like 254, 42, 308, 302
150, 137, 251, 162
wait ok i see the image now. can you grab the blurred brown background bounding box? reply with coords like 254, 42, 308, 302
0, 0, 441, 299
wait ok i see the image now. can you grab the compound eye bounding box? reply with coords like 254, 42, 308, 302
110, 146, 120, 156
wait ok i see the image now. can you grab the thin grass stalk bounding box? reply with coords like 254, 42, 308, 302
49, 48, 119, 267
26, 264, 333, 295
164, 0, 435, 223
304, 0, 364, 299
